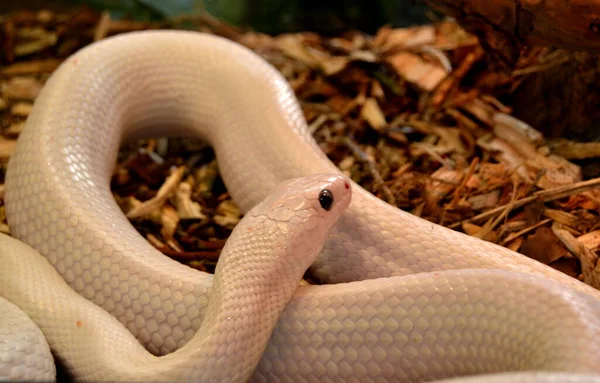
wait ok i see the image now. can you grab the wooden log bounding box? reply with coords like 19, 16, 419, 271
422, 0, 600, 146
422, 0, 600, 53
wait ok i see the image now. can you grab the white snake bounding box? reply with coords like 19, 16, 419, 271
1, 30, 600, 382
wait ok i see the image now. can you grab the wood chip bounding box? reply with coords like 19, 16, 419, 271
4, 122, 25, 137
1, 77, 42, 100
468, 190, 500, 211
0, 139, 17, 159
0, 58, 61, 75
552, 222, 600, 289
493, 113, 543, 143
542, 209, 580, 228
462, 98, 495, 126
378, 25, 436, 51
94, 11, 111, 41
126, 166, 185, 219
214, 200, 241, 229
14, 30, 57, 56
0, 223, 10, 234
160, 205, 179, 240
549, 140, 600, 160
276, 34, 321, 67
10, 102, 32, 116
579, 231, 600, 252
175, 181, 207, 220
386, 52, 447, 91
462, 221, 482, 236
360, 98, 387, 131
320, 56, 349, 75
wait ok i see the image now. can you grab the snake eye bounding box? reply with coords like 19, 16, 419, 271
318, 189, 334, 211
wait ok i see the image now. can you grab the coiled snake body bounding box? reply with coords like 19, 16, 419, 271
1, 30, 600, 382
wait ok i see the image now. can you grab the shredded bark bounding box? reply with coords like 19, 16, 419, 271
0, 7, 599, 284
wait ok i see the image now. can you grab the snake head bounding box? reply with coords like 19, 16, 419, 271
247, 173, 352, 271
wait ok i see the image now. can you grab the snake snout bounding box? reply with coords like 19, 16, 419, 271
314, 173, 352, 217
292, 173, 352, 234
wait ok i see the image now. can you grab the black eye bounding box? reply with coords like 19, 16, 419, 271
319, 189, 334, 211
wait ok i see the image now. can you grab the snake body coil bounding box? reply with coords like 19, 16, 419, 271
2, 30, 600, 382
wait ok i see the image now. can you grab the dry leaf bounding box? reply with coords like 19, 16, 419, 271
520, 226, 566, 265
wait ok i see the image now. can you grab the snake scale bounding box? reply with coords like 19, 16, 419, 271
1, 30, 600, 382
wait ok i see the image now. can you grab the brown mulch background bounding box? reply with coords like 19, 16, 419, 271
0, 7, 599, 285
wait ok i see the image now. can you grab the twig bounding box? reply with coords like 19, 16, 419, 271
126, 166, 186, 219
500, 218, 552, 246
147, 233, 221, 261
411, 142, 455, 168
475, 179, 518, 240
344, 136, 396, 205
448, 157, 478, 207
93, 11, 111, 41
450, 177, 600, 229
